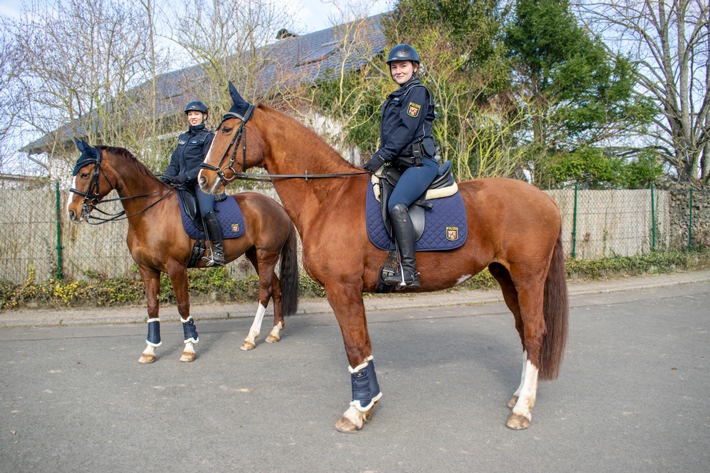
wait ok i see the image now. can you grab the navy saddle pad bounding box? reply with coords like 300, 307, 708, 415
365, 182, 468, 251
178, 193, 246, 240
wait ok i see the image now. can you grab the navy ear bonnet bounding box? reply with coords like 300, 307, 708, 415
72, 137, 101, 176
227, 82, 252, 118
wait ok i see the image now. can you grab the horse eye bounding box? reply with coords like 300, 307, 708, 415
222, 126, 233, 134
80, 172, 90, 179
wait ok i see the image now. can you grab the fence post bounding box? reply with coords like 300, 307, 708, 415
55, 181, 64, 280
651, 183, 656, 251
688, 188, 694, 251
571, 184, 578, 258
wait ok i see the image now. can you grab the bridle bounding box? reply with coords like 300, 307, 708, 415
69, 149, 173, 225
199, 105, 255, 184
200, 104, 369, 185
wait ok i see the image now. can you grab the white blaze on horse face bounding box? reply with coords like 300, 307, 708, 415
67, 175, 80, 219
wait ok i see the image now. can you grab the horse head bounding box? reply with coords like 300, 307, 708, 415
67, 138, 112, 222
198, 82, 265, 195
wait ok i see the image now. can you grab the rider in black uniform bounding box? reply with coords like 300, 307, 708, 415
363, 44, 438, 288
161, 100, 225, 266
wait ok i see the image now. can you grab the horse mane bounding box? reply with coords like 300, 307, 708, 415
98, 145, 159, 179
256, 103, 362, 172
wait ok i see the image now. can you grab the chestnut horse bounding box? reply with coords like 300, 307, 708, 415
198, 84, 568, 431
67, 140, 299, 363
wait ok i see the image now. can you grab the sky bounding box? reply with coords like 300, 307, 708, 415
0, 0, 393, 33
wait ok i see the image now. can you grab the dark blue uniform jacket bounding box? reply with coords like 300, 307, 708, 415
374, 78, 436, 163
164, 124, 215, 182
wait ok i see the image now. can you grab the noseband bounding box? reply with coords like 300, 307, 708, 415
200, 105, 255, 185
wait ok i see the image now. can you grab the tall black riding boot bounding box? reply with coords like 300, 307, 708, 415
383, 203, 420, 287
202, 211, 225, 266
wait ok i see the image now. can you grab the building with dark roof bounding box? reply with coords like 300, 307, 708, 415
23, 13, 387, 156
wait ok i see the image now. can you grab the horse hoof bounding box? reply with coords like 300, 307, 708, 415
507, 395, 519, 409
506, 413, 531, 430
138, 354, 156, 364
265, 334, 280, 343
240, 341, 256, 351
179, 352, 196, 362
335, 416, 361, 433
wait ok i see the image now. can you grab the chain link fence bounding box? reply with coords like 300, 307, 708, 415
0, 182, 706, 285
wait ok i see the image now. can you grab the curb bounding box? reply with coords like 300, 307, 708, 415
2, 269, 709, 328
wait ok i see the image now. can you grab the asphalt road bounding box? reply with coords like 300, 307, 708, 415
1, 275, 709, 472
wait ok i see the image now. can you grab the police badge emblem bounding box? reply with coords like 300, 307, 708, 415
446, 226, 459, 241
407, 102, 421, 117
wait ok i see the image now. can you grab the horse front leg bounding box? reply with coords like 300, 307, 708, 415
325, 284, 382, 433
168, 265, 198, 362
138, 267, 161, 364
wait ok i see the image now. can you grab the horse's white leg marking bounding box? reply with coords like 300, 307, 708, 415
139, 344, 156, 362
511, 350, 528, 404
266, 321, 284, 344
454, 274, 473, 286
241, 303, 266, 350
511, 358, 539, 421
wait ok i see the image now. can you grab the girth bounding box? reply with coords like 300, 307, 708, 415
373, 161, 458, 241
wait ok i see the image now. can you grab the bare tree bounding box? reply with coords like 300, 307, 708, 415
281, 3, 387, 161
167, 0, 296, 117
574, 0, 710, 184
6, 0, 158, 179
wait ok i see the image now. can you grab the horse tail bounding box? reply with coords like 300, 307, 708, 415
539, 229, 569, 380
279, 223, 300, 316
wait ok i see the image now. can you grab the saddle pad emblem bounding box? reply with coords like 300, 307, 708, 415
231, 223, 240, 232
446, 226, 459, 241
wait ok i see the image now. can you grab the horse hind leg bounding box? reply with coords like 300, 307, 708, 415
488, 263, 542, 430
241, 248, 284, 350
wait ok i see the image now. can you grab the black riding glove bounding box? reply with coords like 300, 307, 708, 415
160, 175, 174, 185
363, 155, 386, 173
174, 174, 188, 184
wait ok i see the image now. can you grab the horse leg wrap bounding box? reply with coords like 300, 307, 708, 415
349, 357, 382, 412
146, 319, 162, 347
182, 317, 199, 344
366, 356, 382, 404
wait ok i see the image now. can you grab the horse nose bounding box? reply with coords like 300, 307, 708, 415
198, 175, 206, 188
68, 209, 79, 222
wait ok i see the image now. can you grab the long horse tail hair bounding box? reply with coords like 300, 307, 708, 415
539, 229, 569, 380
279, 223, 300, 316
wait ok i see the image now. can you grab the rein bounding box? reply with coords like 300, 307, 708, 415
200, 106, 369, 183
70, 150, 174, 225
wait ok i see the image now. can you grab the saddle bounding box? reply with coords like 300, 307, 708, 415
179, 188, 204, 232
373, 161, 458, 241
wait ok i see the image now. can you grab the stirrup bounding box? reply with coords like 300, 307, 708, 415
202, 249, 225, 267
382, 264, 420, 288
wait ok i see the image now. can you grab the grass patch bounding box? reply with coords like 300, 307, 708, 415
1, 249, 708, 311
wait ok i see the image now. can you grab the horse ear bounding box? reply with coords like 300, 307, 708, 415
73, 137, 85, 151
228, 81, 244, 106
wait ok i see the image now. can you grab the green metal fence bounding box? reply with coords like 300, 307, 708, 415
0, 183, 706, 285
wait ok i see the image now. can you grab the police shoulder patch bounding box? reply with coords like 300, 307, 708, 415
407, 102, 421, 117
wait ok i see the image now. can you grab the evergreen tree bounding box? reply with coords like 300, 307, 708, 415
505, 0, 655, 187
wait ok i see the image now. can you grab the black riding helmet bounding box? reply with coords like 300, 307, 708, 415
184, 100, 208, 116
386, 44, 420, 65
